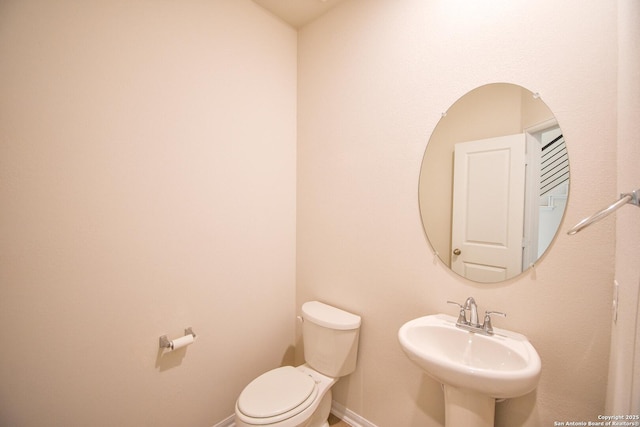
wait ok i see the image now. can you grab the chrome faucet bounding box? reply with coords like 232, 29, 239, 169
447, 297, 506, 336
464, 297, 479, 327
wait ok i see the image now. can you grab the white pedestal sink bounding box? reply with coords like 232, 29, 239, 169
398, 314, 541, 427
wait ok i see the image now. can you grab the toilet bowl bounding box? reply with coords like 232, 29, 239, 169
234, 302, 361, 427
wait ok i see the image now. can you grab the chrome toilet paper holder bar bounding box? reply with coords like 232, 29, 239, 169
159, 327, 196, 350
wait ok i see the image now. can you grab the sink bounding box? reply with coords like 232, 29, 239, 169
398, 313, 541, 398
398, 314, 541, 426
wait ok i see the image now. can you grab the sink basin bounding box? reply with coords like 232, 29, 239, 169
398, 313, 541, 399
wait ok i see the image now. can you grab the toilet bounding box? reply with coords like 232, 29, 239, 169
235, 301, 361, 427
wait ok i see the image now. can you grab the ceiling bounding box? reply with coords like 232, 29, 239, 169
251, 0, 348, 28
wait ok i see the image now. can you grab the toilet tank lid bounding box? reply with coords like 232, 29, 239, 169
302, 301, 361, 330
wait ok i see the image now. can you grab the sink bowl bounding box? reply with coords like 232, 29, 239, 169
398, 314, 541, 399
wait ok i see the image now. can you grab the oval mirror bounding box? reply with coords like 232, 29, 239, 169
419, 83, 569, 283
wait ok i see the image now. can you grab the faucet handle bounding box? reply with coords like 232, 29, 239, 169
447, 301, 468, 325
482, 311, 506, 334
485, 310, 506, 318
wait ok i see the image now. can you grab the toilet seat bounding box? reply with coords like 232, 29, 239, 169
236, 366, 318, 425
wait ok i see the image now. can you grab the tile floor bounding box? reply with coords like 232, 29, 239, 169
328, 413, 352, 427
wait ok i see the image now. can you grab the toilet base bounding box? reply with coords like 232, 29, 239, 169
306, 388, 331, 427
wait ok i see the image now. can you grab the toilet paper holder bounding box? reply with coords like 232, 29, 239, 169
159, 327, 197, 350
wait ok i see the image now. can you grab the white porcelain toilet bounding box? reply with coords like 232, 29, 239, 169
235, 301, 361, 427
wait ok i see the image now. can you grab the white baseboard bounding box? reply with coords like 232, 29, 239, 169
212, 413, 235, 427
330, 401, 379, 427
213, 401, 378, 427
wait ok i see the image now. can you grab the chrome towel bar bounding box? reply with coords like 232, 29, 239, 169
567, 189, 639, 235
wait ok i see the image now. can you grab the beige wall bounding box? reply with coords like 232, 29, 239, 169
0, 1, 297, 426
607, 0, 640, 414
298, 1, 618, 426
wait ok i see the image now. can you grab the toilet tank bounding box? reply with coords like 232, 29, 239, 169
301, 301, 361, 377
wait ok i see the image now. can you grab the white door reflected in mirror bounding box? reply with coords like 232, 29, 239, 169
451, 134, 526, 282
